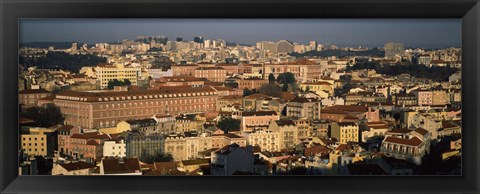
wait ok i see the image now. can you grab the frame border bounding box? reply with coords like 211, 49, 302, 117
1, 0, 479, 193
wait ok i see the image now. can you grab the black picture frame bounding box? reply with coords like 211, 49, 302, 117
1, 0, 479, 193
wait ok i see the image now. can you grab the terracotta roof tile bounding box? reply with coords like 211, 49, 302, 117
383, 136, 423, 146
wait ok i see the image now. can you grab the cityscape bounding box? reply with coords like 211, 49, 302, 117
18, 19, 461, 176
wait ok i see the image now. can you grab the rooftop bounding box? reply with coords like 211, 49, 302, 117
102, 157, 141, 174
383, 136, 423, 146
60, 161, 96, 171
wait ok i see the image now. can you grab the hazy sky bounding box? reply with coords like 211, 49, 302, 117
20, 19, 461, 49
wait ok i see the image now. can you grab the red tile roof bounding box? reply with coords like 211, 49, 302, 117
414, 128, 429, 136
242, 111, 277, 117
60, 161, 96, 171
102, 157, 141, 174
383, 136, 423, 146
55, 86, 217, 102
19, 89, 50, 94
57, 125, 75, 132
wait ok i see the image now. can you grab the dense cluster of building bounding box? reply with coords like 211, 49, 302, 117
18, 38, 461, 176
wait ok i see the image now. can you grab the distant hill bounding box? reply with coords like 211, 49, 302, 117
20, 42, 85, 49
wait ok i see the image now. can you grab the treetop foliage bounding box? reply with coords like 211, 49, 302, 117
19, 51, 107, 73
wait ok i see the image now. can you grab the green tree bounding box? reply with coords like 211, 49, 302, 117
259, 83, 282, 97
268, 73, 276, 82
154, 153, 173, 162
22, 106, 40, 120
19, 51, 107, 73
22, 103, 64, 127
217, 117, 241, 133
345, 64, 352, 71
282, 84, 289, 92
107, 79, 128, 89
243, 88, 252, 96
123, 79, 132, 86
276, 72, 296, 84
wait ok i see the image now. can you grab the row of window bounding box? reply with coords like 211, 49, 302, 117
26, 148, 44, 152
98, 98, 213, 109
22, 137, 44, 141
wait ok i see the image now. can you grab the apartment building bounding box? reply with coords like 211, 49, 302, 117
241, 111, 280, 132
331, 122, 360, 144
210, 144, 254, 175
286, 97, 321, 120
194, 67, 227, 82
245, 130, 281, 152
95, 63, 141, 89
21, 128, 56, 157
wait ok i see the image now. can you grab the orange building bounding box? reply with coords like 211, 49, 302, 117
194, 67, 227, 82
69, 132, 112, 160
238, 77, 269, 90
172, 64, 199, 76
53, 86, 219, 129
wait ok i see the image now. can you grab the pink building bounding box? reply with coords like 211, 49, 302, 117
215, 64, 240, 76
69, 132, 112, 160
172, 64, 199, 76
241, 111, 280, 132
238, 77, 269, 90
416, 90, 433, 106
194, 67, 227, 82
19, 89, 51, 107
57, 125, 81, 155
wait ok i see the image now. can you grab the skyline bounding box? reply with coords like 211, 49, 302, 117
20, 19, 461, 49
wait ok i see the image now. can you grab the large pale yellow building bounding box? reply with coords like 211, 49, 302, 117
268, 120, 299, 149
21, 128, 56, 157
331, 122, 359, 144
164, 133, 213, 161
299, 81, 334, 98
95, 63, 141, 89
245, 130, 281, 152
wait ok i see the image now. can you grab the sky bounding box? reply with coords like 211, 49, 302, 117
20, 19, 461, 49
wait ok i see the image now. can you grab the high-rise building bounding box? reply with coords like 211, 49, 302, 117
309, 41, 317, 51
204, 39, 212, 48
193, 36, 204, 43
294, 44, 306, 53
276, 40, 294, 53
256, 41, 277, 52
166, 41, 176, 51
384, 42, 405, 59
71, 42, 78, 51
176, 37, 183, 42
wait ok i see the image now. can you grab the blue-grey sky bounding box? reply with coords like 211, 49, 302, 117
20, 19, 461, 49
